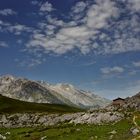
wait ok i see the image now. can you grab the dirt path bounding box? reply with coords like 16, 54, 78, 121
132, 115, 140, 140
133, 116, 140, 129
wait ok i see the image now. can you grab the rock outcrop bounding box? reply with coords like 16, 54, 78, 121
124, 92, 140, 110
106, 92, 140, 111
0, 112, 124, 128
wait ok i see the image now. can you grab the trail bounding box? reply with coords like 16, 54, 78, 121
132, 115, 140, 140
133, 116, 140, 129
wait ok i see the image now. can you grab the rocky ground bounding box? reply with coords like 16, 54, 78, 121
0, 116, 139, 140
0, 111, 123, 128
0, 110, 140, 140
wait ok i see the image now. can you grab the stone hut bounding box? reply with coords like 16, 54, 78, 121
112, 97, 125, 106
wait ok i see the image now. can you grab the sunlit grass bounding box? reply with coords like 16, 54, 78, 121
0, 119, 135, 140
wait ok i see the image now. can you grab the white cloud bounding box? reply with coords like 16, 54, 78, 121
0, 9, 17, 16
40, 2, 54, 12
71, 1, 87, 14
0, 41, 8, 48
58, 26, 92, 39
0, 20, 32, 35
128, 0, 140, 12
7, 24, 32, 35
1, 0, 140, 66
26, 0, 140, 58
27, 0, 120, 55
31, 0, 40, 5
86, 0, 118, 29
101, 66, 124, 74
133, 61, 140, 67
71, 1, 88, 21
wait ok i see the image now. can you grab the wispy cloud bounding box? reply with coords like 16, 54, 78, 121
128, 0, 140, 12
15, 56, 46, 68
27, 0, 120, 55
76, 61, 96, 67
101, 66, 124, 74
0, 41, 8, 48
26, 0, 140, 58
0, 20, 32, 35
0, 9, 17, 16
133, 61, 140, 67
31, 0, 40, 6
1, 0, 140, 67
40, 2, 53, 12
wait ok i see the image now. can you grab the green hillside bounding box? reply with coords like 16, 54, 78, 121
0, 94, 82, 114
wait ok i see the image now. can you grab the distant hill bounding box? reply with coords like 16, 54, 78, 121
0, 75, 110, 109
0, 94, 82, 114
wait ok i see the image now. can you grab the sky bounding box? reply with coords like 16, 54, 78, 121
0, 0, 140, 99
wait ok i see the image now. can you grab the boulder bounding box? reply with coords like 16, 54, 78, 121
130, 127, 139, 135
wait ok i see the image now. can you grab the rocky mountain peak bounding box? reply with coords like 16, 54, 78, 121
0, 75, 16, 84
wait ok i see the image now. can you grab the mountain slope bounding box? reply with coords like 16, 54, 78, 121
0, 94, 82, 113
124, 92, 140, 110
0, 75, 110, 109
48, 83, 110, 108
0, 75, 64, 104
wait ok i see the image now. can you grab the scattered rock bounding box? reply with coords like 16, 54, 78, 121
109, 135, 114, 139
95, 136, 98, 139
0, 134, 6, 140
40, 136, 47, 140
70, 112, 123, 125
0, 112, 124, 128
5, 132, 10, 135
76, 128, 81, 132
130, 128, 139, 135
109, 130, 117, 135
24, 133, 30, 137
89, 136, 94, 140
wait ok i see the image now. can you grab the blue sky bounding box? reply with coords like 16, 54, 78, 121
0, 0, 140, 99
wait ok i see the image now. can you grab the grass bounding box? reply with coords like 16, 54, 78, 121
0, 94, 82, 114
0, 119, 137, 140
135, 114, 140, 126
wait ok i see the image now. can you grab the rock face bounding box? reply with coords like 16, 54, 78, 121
0, 75, 110, 109
106, 92, 140, 111
0, 75, 62, 104
124, 92, 140, 110
0, 112, 124, 128
48, 83, 110, 108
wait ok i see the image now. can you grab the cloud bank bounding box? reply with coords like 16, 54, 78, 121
0, 0, 140, 66
26, 0, 140, 57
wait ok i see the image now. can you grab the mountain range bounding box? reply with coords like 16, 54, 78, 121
0, 75, 110, 109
